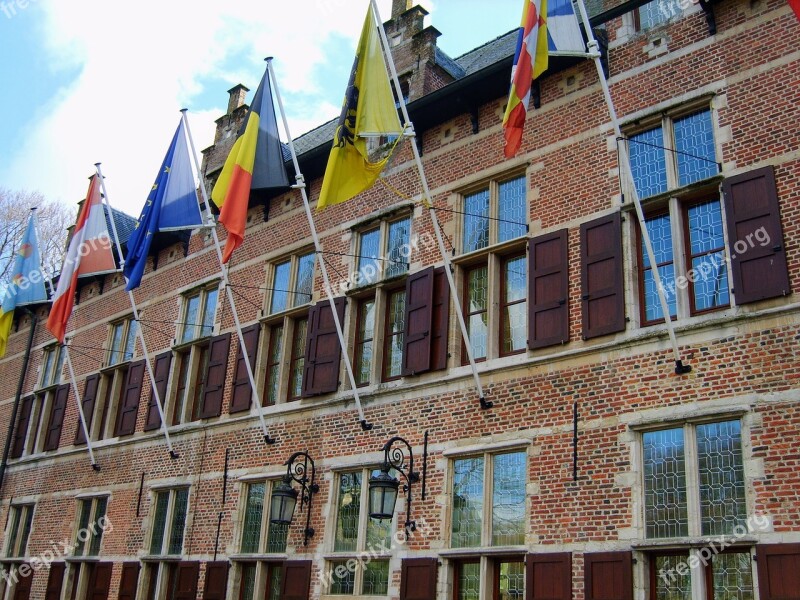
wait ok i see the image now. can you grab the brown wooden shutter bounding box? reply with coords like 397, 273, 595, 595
302, 298, 346, 397
430, 267, 450, 371
526, 553, 572, 600
529, 230, 570, 349
173, 562, 200, 600
75, 374, 100, 444
200, 333, 231, 418
400, 557, 438, 600
144, 352, 172, 431
230, 324, 261, 413
202, 561, 229, 600
43, 383, 70, 451
115, 360, 145, 436
87, 562, 113, 600
756, 543, 800, 600
44, 563, 65, 600
117, 562, 140, 600
580, 213, 625, 340
402, 267, 434, 376
722, 166, 790, 304
280, 560, 312, 600
12, 564, 32, 600
584, 551, 632, 600
11, 396, 34, 458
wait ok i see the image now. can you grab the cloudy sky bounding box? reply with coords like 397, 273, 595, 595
0, 0, 521, 217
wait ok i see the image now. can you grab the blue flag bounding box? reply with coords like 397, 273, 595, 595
124, 119, 203, 290
1, 212, 48, 356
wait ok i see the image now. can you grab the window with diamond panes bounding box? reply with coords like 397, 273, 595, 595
462, 176, 526, 254
354, 299, 375, 386
355, 216, 411, 287
383, 289, 405, 380
73, 497, 107, 557
239, 482, 289, 554
501, 254, 527, 355
637, 198, 729, 325
451, 451, 526, 549
636, 0, 683, 29
629, 109, 717, 200
180, 286, 218, 343
3, 504, 34, 558
239, 562, 283, 600
288, 317, 307, 401
643, 420, 746, 540
263, 325, 283, 406
108, 317, 138, 366
328, 470, 393, 595
464, 266, 488, 361
149, 488, 188, 555
41, 344, 64, 388
650, 550, 754, 600
268, 252, 315, 314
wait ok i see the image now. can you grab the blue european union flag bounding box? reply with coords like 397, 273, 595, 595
124, 119, 203, 290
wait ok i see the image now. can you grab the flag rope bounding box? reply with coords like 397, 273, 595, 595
371, 0, 492, 409
267, 58, 373, 431
95, 164, 179, 457
63, 344, 99, 469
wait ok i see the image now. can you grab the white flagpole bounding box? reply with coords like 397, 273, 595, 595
266, 58, 373, 431
571, 0, 690, 374
370, 0, 491, 407
180, 110, 277, 444
94, 164, 179, 457
63, 343, 98, 469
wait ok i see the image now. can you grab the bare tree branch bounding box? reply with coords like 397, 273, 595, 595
0, 188, 72, 289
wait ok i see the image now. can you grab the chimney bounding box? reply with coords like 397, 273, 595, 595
391, 0, 412, 19
227, 84, 249, 115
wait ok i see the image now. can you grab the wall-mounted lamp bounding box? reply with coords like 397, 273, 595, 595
368, 432, 428, 538
270, 451, 319, 546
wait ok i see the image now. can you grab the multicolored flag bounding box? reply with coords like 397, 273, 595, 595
0, 212, 48, 357
503, 0, 549, 159
124, 119, 203, 290
47, 175, 116, 343
211, 64, 289, 263
790, 0, 800, 20
317, 4, 403, 209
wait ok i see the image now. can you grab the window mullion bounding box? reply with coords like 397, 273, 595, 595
664, 116, 679, 190
670, 198, 689, 319
684, 424, 702, 538
487, 254, 501, 360
260, 482, 270, 553
482, 453, 493, 548
163, 492, 176, 555
489, 180, 500, 245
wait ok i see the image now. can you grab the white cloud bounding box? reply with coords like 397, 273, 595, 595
2, 0, 393, 216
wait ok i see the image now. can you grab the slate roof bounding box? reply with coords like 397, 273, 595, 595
102, 204, 138, 247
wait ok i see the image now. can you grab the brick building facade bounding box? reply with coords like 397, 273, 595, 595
1, 0, 799, 598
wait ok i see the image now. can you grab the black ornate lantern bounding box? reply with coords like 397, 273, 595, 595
368, 434, 427, 538
270, 451, 319, 546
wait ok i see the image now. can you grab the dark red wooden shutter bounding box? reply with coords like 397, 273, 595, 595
117, 562, 141, 600
144, 352, 172, 431
529, 230, 570, 349
230, 324, 261, 413
200, 333, 231, 418
302, 298, 346, 397
44, 563, 65, 600
115, 360, 145, 436
75, 374, 100, 444
174, 562, 200, 600
756, 543, 800, 600
722, 166, 790, 304
11, 395, 34, 458
402, 267, 434, 376
584, 552, 632, 600
430, 267, 450, 371
87, 562, 113, 600
202, 561, 229, 600
12, 564, 32, 600
280, 560, 312, 600
43, 383, 70, 451
580, 213, 625, 340
526, 553, 571, 600
400, 557, 438, 600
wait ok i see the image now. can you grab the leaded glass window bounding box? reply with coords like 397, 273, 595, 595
355, 216, 411, 287
270, 261, 291, 313
288, 318, 308, 401
643, 420, 747, 539
463, 189, 490, 253
501, 254, 527, 355
180, 286, 218, 343
630, 127, 668, 199
653, 554, 691, 600
268, 252, 315, 314
328, 469, 393, 595
386, 218, 411, 279
451, 451, 527, 549
498, 178, 527, 243
354, 299, 375, 386
686, 200, 729, 313
465, 266, 488, 362
640, 213, 677, 323
239, 482, 289, 555
264, 325, 283, 406
74, 496, 107, 557
108, 318, 138, 366
462, 175, 527, 254
149, 488, 189, 556
357, 228, 381, 286
3, 504, 34, 558
456, 563, 480, 600
383, 289, 405, 380
40, 345, 64, 388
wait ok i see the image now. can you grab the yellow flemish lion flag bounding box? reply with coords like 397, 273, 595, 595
317, 4, 403, 209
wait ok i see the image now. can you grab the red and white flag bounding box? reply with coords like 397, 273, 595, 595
47, 175, 116, 342
790, 0, 800, 20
